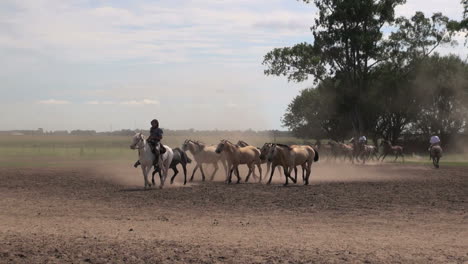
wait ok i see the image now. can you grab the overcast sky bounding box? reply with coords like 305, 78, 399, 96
0, 0, 466, 131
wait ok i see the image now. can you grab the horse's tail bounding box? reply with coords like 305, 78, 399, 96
314, 149, 319, 162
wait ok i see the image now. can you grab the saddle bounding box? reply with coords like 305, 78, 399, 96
149, 141, 166, 155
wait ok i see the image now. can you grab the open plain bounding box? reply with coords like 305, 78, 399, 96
1, 160, 467, 263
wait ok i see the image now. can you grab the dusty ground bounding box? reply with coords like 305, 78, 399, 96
1, 161, 467, 263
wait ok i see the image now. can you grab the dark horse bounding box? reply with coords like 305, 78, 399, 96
149, 148, 192, 185
430, 145, 443, 169
379, 140, 404, 162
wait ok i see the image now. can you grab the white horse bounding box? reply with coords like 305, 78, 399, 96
130, 133, 173, 189
182, 139, 228, 181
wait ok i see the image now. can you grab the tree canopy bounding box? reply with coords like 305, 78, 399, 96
263, 0, 466, 146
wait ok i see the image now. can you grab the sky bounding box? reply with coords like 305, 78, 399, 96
0, 0, 466, 131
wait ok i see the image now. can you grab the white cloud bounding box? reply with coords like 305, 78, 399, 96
84, 99, 159, 105
37, 99, 71, 105
121, 99, 159, 105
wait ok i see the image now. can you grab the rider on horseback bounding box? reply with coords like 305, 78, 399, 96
358, 135, 367, 145
429, 135, 440, 159
133, 119, 166, 168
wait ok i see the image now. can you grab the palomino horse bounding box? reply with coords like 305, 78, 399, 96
379, 140, 404, 162
430, 145, 442, 168
215, 140, 262, 183
289, 144, 318, 184
266, 144, 318, 186
130, 133, 174, 189
237, 140, 281, 178
151, 147, 192, 185
182, 140, 228, 182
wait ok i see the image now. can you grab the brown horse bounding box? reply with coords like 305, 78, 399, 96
338, 142, 355, 163
379, 140, 404, 162
266, 144, 318, 186
430, 145, 443, 168
264, 144, 295, 185
215, 140, 262, 184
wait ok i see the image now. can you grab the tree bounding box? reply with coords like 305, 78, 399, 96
282, 79, 353, 141
264, 0, 406, 135
411, 54, 468, 140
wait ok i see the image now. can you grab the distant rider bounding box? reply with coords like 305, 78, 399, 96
428, 135, 441, 159
134, 119, 166, 168
358, 135, 367, 145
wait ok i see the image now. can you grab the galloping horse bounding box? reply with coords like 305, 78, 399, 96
338, 142, 355, 163
264, 144, 294, 185
182, 140, 228, 182
237, 140, 280, 178
349, 138, 378, 164
290, 144, 319, 184
215, 140, 262, 183
266, 144, 318, 186
151, 147, 192, 185
430, 145, 443, 168
130, 133, 173, 189
379, 140, 404, 162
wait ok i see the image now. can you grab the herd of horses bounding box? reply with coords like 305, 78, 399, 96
321, 139, 442, 169
129, 133, 442, 189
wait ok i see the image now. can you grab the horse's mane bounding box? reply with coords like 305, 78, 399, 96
236, 140, 249, 146
221, 139, 239, 148
275, 143, 292, 150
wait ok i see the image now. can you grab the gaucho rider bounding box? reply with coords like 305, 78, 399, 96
428, 135, 440, 159
134, 119, 166, 168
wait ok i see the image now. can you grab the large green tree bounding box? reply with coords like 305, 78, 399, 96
265, 0, 455, 141
411, 54, 468, 140
264, 0, 406, 135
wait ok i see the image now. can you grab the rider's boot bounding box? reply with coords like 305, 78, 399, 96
134, 160, 140, 168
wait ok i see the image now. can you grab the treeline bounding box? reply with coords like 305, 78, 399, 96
0, 129, 293, 138
263, 0, 468, 150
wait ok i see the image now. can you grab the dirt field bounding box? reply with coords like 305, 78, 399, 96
1, 161, 467, 263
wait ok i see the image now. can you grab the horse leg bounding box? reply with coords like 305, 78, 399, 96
257, 163, 262, 183
170, 166, 179, 184
235, 166, 241, 184
182, 164, 187, 185
267, 165, 276, 185
380, 153, 387, 162
283, 167, 290, 186
293, 167, 298, 184
227, 167, 234, 184
159, 169, 164, 189
210, 163, 219, 181
141, 166, 149, 188
265, 161, 271, 179
151, 169, 157, 186
245, 164, 253, 183
199, 164, 206, 181
190, 164, 199, 182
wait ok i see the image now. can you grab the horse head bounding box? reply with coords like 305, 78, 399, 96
215, 140, 227, 154
130, 133, 144, 149
267, 144, 279, 162
259, 143, 272, 161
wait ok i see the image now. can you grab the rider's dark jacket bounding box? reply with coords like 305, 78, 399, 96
148, 127, 163, 143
